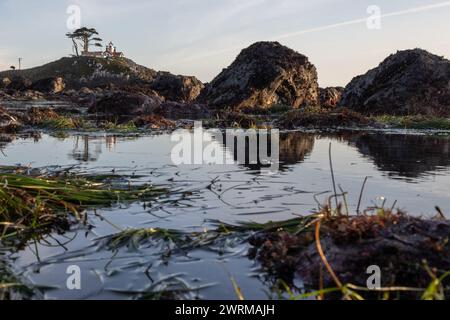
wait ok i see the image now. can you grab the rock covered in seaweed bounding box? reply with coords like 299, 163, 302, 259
198, 41, 319, 109
341, 49, 450, 116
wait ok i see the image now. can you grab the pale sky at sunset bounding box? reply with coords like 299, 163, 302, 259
0, 0, 449, 87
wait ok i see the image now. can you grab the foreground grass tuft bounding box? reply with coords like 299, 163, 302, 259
374, 115, 450, 130
0, 172, 167, 243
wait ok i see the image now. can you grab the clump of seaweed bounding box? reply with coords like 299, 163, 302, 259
0, 170, 167, 244
99, 120, 138, 132
276, 107, 373, 129
212, 111, 260, 129
133, 115, 176, 130
0, 260, 33, 300
374, 114, 450, 130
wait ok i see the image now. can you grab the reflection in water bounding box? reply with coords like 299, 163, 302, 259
71, 136, 103, 162
0, 132, 42, 154
69, 135, 123, 162
222, 131, 315, 171
64, 131, 450, 180
346, 133, 450, 179
279, 132, 315, 165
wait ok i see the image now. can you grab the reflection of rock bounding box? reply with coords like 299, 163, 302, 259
222, 131, 315, 171
279, 132, 315, 165
347, 133, 450, 178
341, 49, 450, 116
70, 135, 139, 162
71, 136, 104, 162
198, 42, 319, 109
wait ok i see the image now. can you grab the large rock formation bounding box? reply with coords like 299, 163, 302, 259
150, 72, 204, 103
0, 57, 157, 89
0, 57, 204, 104
341, 49, 450, 116
198, 41, 319, 109
319, 87, 344, 108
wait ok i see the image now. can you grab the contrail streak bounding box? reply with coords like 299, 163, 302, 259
274, 1, 450, 40
167, 1, 450, 66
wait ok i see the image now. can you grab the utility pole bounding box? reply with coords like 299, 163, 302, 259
18, 57, 23, 70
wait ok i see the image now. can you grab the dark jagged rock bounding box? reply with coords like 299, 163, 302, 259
0, 57, 204, 105
150, 72, 204, 103
30, 77, 65, 94
6, 76, 32, 91
198, 41, 319, 109
341, 49, 450, 116
319, 87, 344, 108
152, 101, 211, 120
0, 57, 157, 90
1, 77, 11, 88
0, 106, 22, 133
88, 91, 164, 116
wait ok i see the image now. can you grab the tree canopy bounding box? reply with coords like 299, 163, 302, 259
66, 27, 103, 56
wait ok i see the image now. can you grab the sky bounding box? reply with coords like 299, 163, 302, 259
0, 0, 449, 87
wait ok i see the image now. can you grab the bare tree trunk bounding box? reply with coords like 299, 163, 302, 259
83, 35, 89, 53
72, 39, 79, 56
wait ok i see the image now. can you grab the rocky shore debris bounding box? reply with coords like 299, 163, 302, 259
249, 209, 450, 299
276, 107, 373, 129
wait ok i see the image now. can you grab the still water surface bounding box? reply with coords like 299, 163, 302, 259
0, 131, 449, 299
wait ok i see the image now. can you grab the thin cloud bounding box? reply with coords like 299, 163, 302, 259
275, 1, 450, 40
167, 1, 450, 66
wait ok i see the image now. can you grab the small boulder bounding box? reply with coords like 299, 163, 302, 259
1, 77, 11, 89
150, 72, 204, 102
0, 106, 22, 133
7, 77, 32, 91
88, 91, 164, 116
319, 87, 344, 108
30, 77, 65, 94
198, 41, 319, 109
79, 87, 94, 95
